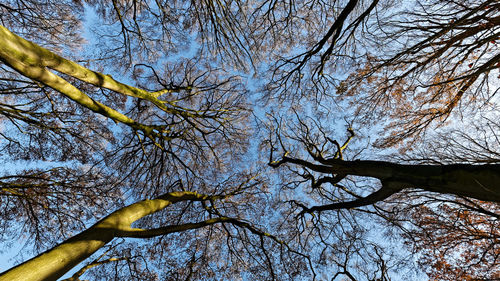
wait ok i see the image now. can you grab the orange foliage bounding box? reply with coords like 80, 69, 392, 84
407, 201, 499, 280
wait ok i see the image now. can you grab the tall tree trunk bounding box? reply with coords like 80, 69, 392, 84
275, 157, 500, 203
0, 191, 222, 281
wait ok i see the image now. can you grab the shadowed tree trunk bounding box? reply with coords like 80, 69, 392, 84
271, 156, 500, 212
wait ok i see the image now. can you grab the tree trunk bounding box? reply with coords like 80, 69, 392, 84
0, 191, 213, 281
280, 157, 500, 203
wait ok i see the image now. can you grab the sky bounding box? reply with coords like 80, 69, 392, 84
2, 0, 491, 279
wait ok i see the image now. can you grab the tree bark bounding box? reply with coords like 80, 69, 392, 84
0, 24, 197, 140
0, 191, 222, 281
276, 157, 500, 203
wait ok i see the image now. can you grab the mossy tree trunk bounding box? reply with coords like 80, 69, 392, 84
0, 191, 232, 281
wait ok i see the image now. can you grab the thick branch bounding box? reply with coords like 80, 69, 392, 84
0, 25, 209, 141
0, 25, 175, 101
0, 191, 226, 281
271, 155, 500, 203
291, 0, 359, 72
117, 217, 233, 238
300, 184, 400, 214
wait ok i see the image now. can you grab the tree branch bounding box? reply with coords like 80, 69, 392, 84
299, 184, 400, 215
116, 217, 233, 238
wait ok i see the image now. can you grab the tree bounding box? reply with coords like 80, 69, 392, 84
0, 2, 320, 277
260, 0, 383, 102
336, 0, 500, 148
1, 188, 293, 281
1, 0, 499, 280
402, 197, 499, 280
268, 128, 500, 212
266, 116, 500, 280
261, 1, 500, 278
0, 3, 280, 278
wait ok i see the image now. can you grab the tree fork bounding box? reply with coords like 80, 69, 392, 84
0, 191, 225, 281
271, 156, 500, 205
